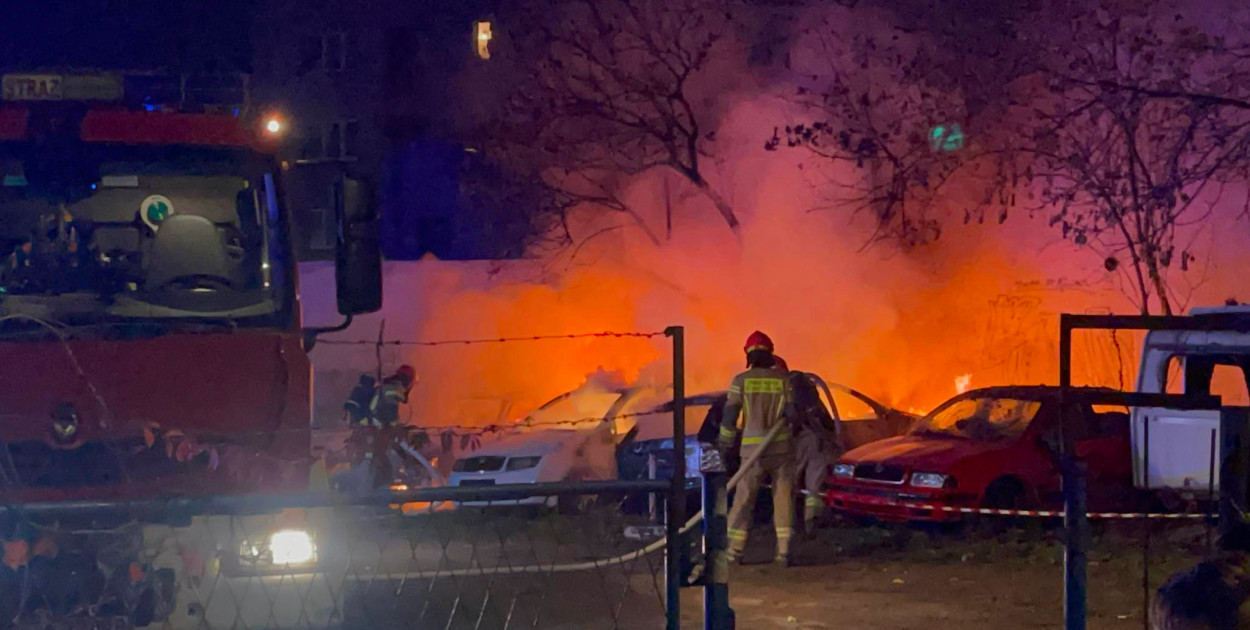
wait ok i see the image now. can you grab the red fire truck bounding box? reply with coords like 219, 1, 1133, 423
0, 71, 380, 627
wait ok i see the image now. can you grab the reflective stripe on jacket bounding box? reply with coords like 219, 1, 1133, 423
367, 379, 409, 426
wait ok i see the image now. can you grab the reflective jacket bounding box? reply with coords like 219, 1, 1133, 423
719, 366, 792, 456
345, 376, 376, 424
366, 378, 409, 427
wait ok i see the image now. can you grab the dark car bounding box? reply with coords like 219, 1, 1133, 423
615, 392, 724, 507
825, 386, 1133, 522
614, 377, 916, 514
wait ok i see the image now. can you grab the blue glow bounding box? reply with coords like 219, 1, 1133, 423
143, 103, 157, 112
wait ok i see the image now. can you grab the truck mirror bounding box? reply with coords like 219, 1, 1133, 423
333, 176, 382, 315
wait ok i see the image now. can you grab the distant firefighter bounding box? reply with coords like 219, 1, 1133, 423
368, 365, 417, 427
343, 373, 376, 425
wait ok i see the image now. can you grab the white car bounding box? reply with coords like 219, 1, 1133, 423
447, 385, 636, 509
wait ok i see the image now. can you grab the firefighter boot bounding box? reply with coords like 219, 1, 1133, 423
803, 495, 824, 539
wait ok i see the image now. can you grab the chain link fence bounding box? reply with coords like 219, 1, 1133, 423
0, 482, 681, 630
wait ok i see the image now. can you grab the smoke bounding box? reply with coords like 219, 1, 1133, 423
306, 5, 1250, 429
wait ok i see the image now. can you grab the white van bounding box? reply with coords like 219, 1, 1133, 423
1132, 305, 1250, 492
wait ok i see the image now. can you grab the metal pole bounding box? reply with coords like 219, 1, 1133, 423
1060, 317, 1088, 630
1208, 428, 1218, 555
702, 448, 734, 630
666, 325, 686, 630
1218, 408, 1244, 552
649, 454, 659, 522
1142, 417, 1150, 630
376, 319, 386, 381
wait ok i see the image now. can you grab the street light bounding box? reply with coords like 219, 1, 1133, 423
265, 118, 283, 135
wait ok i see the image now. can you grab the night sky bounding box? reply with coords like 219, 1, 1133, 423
0, 0, 256, 73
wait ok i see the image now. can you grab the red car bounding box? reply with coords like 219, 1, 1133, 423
824, 386, 1132, 522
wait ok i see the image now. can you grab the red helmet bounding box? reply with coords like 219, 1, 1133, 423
744, 331, 774, 355
395, 365, 417, 382
773, 355, 789, 373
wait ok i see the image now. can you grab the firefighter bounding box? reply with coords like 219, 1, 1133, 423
368, 365, 416, 428
342, 365, 415, 492
719, 331, 797, 567
788, 370, 840, 536
343, 373, 376, 425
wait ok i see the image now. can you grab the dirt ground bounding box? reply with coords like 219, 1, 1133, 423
679, 519, 1214, 630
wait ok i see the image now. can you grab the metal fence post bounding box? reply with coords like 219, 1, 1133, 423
1060, 316, 1088, 630
666, 325, 686, 630
701, 447, 734, 630
1220, 408, 1248, 550
1142, 416, 1151, 630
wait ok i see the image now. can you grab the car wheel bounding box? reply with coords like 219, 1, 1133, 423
972, 477, 1029, 537
982, 478, 1025, 511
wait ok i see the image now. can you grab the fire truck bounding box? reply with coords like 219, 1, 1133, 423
0, 71, 380, 627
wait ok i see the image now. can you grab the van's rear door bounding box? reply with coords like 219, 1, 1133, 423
1131, 407, 1220, 491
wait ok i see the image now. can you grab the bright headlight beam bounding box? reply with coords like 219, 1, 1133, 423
269, 530, 316, 565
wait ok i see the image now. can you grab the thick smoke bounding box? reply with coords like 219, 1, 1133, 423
305, 4, 1250, 429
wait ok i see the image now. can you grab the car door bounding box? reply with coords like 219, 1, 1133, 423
1025, 403, 1071, 504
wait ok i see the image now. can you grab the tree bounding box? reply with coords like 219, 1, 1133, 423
771, 16, 998, 246
1014, 2, 1250, 314
774, 1, 1250, 313
491, 0, 742, 238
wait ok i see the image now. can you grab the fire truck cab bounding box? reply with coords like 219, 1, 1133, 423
0, 70, 381, 628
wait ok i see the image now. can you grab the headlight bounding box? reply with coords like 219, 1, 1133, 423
832, 463, 855, 478
506, 456, 542, 471
231, 528, 318, 575
910, 472, 948, 488
270, 530, 316, 565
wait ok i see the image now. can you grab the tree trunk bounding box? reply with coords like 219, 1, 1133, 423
688, 173, 740, 234
1145, 254, 1174, 316
624, 207, 662, 247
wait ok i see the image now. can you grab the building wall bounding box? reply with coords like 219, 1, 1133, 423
252, 0, 501, 261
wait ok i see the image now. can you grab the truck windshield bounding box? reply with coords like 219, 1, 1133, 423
910, 396, 1042, 442
0, 144, 291, 332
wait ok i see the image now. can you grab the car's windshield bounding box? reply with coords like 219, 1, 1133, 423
910, 396, 1042, 442
0, 143, 290, 333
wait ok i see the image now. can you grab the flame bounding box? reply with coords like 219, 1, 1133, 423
955, 374, 972, 394
305, 26, 1250, 432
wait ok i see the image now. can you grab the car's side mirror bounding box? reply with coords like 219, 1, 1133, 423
333, 176, 382, 315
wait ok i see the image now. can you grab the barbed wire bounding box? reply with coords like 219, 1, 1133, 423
124, 407, 683, 446
317, 330, 669, 347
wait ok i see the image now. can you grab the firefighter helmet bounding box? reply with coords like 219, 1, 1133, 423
744, 331, 774, 355
395, 365, 417, 383
773, 355, 789, 373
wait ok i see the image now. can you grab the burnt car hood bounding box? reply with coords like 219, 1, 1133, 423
843, 434, 1009, 471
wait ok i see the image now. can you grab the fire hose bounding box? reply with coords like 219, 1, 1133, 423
367, 421, 789, 579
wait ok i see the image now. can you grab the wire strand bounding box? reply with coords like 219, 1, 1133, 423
0, 314, 113, 427
318, 330, 668, 347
